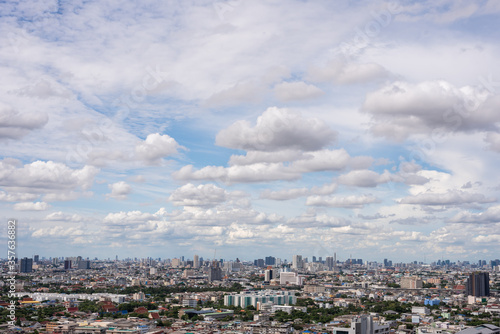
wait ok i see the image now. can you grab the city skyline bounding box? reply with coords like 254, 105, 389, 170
1, 1, 500, 262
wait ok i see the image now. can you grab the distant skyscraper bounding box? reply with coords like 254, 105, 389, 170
33, 255, 39, 263
64, 260, 71, 270
292, 255, 303, 270
208, 260, 222, 282
466, 272, 490, 297
254, 259, 265, 267
265, 256, 276, 266
326, 256, 334, 270
194, 255, 200, 269
20, 258, 33, 273
77, 260, 91, 269
264, 269, 273, 282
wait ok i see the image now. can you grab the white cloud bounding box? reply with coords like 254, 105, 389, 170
306, 194, 380, 208
0, 103, 48, 139
173, 163, 301, 184
399, 190, 496, 206
216, 107, 337, 152
107, 181, 132, 200
308, 59, 388, 84
261, 183, 337, 201
363, 80, 497, 141
449, 205, 500, 224
135, 133, 182, 165
274, 81, 324, 101
13, 201, 50, 211
0, 159, 99, 200
338, 169, 394, 187
169, 183, 228, 207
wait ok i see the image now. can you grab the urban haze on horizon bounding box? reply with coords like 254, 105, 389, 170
1, 1, 500, 262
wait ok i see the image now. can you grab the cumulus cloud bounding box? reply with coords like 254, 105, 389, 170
274, 81, 324, 101
13, 201, 50, 211
229, 150, 306, 166
107, 181, 132, 200
449, 205, 500, 224
0, 104, 48, 139
306, 194, 380, 208
104, 210, 163, 226
0, 159, 99, 200
173, 163, 301, 184
215, 107, 337, 152
399, 190, 496, 206
338, 169, 394, 187
260, 183, 337, 201
135, 133, 183, 165
44, 211, 85, 222
362, 80, 498, 141
169, 183, 228, 207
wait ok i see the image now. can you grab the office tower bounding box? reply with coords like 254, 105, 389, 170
208, 260, 222, 282
52, 258, 58, 265
64, 260, 71, 270
254, 259, 265, 267
171, 258, 181, 267
265, 256, 276, 266
312, 256, 317, 263
77, 260, 90, 269
181, 256, 185, 262
292, 255, 303, 270
264, 269, 273, 282
20, 257, 33, 273
318, 256, 322, 263
194, 255, 200, 269
466, 272, 490, 297
33, 255, 39, 263
326, 256, 334, 270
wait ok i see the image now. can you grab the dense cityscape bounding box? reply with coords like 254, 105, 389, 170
1, 255, 499, 333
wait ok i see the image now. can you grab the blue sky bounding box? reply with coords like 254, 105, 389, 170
1, 0, 500, 263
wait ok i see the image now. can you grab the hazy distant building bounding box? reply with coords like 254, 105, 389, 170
33, 255, 39, 263
171, 258, 181, 268
77, 260, 90, 270
326, 256, 335, 270
64, 260, 71, 270
264, 269, 273, 282
20, 257, 33, 273
208, 261, 222, 282
466, 272, 490, 297
401, 276, 423, 289
193, 254, 200, 269
254, 259, 265, 267
292, 255, 303, 270
265, 256, 276, 266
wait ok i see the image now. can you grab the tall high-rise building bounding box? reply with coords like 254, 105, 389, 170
33, 255, 39, 263
264, 269, 273, 282
208, 260, 222, 282
193, 255, 200, 269
254, 259, 265, 267
64, 260, 71, 270
20, 257, 33, 273
466, 272, 490, 297
326, 256, 334, 270
265, 256, 276, 266
77, 260, 91, 269
292, 255, 303, 270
